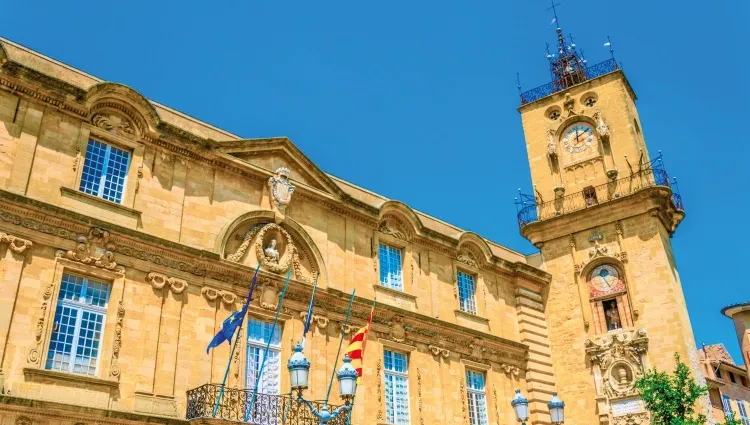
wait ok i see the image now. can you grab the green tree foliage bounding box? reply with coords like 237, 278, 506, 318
635, 352, 742, 425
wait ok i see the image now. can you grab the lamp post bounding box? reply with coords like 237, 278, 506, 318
548, 392, 565, 424
286, 342, 356, 425
511, 389, 530, 425
510, 389, 565, 425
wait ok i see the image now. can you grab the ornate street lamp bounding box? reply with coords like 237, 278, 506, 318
548, 392, 565, 424
287, 344, 354, 425
511, 389, 530, 425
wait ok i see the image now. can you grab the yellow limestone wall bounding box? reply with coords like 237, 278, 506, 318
0, 39, 551, 425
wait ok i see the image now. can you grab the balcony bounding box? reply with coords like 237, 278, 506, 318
186, 384, 348, 425
516, 168, 684, 229
520, 58, 619, 105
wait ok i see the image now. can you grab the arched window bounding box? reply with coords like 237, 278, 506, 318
587, 264, 633, 334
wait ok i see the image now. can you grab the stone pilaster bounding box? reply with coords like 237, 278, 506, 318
0, 233, 32, 391
515, 286, 556, 425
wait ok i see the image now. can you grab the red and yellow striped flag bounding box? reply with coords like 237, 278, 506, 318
344, 305, 374, 382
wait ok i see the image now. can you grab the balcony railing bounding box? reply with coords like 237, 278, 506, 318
520, 58, 619, 105
516, 168, 684, 229
186, 384, 348, 425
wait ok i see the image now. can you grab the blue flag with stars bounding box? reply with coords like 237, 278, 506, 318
206, 309, 245, 354
206, 265, 260, 354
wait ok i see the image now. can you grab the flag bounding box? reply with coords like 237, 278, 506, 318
301, 274, 319, 348
206, 310, 245, 353
549, 17, 557, 25
206, 265, 260, 354
344, 305, 374, 382
603, 41, 611, 47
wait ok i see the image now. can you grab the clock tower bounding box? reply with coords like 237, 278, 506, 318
515, 16, 703, 425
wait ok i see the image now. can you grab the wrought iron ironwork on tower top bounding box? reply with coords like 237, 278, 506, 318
518, 1, 619, 105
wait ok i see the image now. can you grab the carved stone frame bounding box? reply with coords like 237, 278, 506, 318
29, 257, 126, 385
373, 231, 416, 304
69, 123, 146, 212
452, 261, 489, 326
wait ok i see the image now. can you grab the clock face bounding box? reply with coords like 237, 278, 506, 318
590, 265, 620, 292
563, 123, 595, 153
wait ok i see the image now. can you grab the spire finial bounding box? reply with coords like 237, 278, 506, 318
547, 0, 562, 27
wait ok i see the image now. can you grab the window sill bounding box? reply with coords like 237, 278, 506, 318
60, 187, 141, 220
373, 284, 417, 300
23, 367, 119, 389
454, 309, 490, 324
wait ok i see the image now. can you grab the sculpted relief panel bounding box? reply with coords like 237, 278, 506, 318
586, 329, 650, 425
225, 221, 317, 284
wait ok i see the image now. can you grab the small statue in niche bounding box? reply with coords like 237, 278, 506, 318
264, 238, 280, 263
604, 299, 622, 331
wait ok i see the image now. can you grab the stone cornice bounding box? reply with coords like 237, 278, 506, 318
0, 189, 528, 368
0, 59, 548, 286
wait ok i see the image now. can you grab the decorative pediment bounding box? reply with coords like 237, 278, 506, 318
216, 137, 345, 199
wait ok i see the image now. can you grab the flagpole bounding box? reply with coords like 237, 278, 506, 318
325, 289, 356, 404
301, 272, 319, 350
212, 265, 260, 418
244, 269, 292, 422
345, 297, 376, 425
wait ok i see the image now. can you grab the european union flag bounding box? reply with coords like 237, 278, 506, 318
206, 308, 246, 354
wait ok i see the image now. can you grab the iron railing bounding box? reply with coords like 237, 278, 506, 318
520, 58, 619, 105
516, 168, 684, 229
186, 384, 348, 425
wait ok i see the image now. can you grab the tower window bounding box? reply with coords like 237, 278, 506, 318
583, 186, 598, 206
730, 371, 737, 384
603, 299, 622, 331
584, 97, 597, 107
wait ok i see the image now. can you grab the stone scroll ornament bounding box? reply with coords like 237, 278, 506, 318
56, 227, 123, 273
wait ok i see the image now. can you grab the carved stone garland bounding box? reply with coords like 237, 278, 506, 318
226, 225, 260, 263
110, 300, 125, 379
56, 227, 123, 273
417, 368, 424, 425
28, 283, 53, 364
376, 358, 384, 421
0, 232, 33, 254
493, 385, 500, 425
460, 379, 468, 423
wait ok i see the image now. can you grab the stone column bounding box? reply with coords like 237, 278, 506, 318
0, 233, 32, 391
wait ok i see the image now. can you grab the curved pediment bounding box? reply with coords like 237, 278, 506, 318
219, 210, 325, 284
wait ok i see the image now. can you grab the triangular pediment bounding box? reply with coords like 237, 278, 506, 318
217, 137, 344, 198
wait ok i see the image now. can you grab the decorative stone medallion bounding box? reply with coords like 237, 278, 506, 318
268, 167, 295, 213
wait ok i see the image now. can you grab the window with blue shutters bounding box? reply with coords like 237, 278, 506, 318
79, 139, 131, 204
46, 273, 110, 376
379, 244, 403, 291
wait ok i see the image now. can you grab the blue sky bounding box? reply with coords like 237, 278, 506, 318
5, 0, 749, 362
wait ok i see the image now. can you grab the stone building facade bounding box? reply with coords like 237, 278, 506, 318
0, 23, 692, 425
